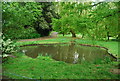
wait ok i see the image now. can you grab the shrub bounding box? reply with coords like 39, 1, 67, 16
0, 33, 17, 57
3, 27, 40, 39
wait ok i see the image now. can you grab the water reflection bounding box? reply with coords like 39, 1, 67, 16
73, 51, 79, 64
20, 43, 113, 64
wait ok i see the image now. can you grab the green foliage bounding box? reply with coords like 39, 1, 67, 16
33, 2, 58, 36
2, 2, 42, 39
86, 2, 119, 40
52, 2, 88, 37
0, 33, 17, 56
4, 27, 40, 39
2, 2, 119, 39
52, 2, 119, 39
2, 2, 58, 38
2, 2, 42, 28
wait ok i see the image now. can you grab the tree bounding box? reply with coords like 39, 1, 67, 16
52, 2, 89, 37
33, 2, 59, 37
87, 2, 119, 40
2, 2, 58, 39
2, 2, 42, 39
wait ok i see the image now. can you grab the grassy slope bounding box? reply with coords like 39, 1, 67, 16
75, 39, 119, 58
3, 54, 119, 79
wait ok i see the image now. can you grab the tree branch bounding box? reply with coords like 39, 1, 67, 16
83, 2, 103, 9
102, 10, 120, 18
91, 2, 103, 7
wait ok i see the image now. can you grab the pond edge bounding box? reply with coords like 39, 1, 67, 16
18, 42, 118, 60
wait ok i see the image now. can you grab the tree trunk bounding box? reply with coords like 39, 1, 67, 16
63, 33, 64, 36
105, 25, 110, 41
107, 32, 110, 40
116, 33, 120, 40
70, 30, 76, 37
82, 34, 84, 38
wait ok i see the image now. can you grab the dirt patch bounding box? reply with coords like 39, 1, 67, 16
79, 44, 108, 50
19, 43, 69, 47
110, 69, 120, 74
18, 36, 53, 42
18, 36, 80, 42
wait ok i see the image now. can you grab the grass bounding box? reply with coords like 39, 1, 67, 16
3, 53, 119, 79
15, 37, 72, 46
75, 39, 119, 58
3, 34, 119, 79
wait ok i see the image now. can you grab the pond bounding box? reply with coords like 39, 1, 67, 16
20, 43, 114, 64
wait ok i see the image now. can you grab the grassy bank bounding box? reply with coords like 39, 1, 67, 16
3, 53, 119, 79
75, 39, 119, 58
3, 35, 119, 79
15, 36, 119, 58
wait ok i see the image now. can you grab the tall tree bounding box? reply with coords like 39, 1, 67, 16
2, 2, 58, 39
52, 2, 89, 37
87, 2, 119, 40
33, 2, 59, 37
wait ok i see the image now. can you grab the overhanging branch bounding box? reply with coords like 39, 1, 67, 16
83, 2, 103, 9
102, 10, 120, 18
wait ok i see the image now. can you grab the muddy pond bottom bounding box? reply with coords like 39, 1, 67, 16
20, 43, 114, 64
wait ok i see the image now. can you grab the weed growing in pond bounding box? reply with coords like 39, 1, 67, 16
103, 56, 113, 64
38, 53, 52, 58
38, 53, 43, 56
93, 57, 113, 64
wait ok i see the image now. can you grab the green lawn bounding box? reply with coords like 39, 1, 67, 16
3, 35, 119, 79
3, 54, 119, 79
75, 39, 119, 58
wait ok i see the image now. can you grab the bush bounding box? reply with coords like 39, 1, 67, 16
3, 27, 40, 39
0, 33, 17, 57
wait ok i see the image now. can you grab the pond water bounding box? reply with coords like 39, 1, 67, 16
20, 43, 114, 64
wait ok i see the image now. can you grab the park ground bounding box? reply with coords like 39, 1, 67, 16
3, 34, 120, 79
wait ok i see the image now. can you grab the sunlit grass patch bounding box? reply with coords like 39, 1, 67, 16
3, 53, 119, 79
